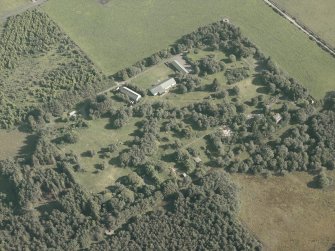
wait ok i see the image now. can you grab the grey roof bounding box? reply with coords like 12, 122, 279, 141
120, 86, 142, 101
172, 60, 189, 74
150, 78, 177, 96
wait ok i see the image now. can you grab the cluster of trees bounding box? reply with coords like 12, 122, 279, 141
0, 10, 110, 129
108, 172, 261, 250
225, 67, 250, 84
197, 55, 225, 75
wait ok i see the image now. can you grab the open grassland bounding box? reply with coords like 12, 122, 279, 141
43, 0, 335, 99
233, 173, 335, 251
272, 0, 335, 48
0, 0, 28, 19
0, 130, 29, 160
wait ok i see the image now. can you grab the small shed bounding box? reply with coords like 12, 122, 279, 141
68, 111, 77, 117
273, 113, 283, 124
193, 156, 202, 164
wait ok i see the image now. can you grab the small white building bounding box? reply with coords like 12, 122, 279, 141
273, 113, 283, 124
119, 86, 142, 102
171, 60, 189, 74
150, 78, 177, 96
68, 111, 77, 117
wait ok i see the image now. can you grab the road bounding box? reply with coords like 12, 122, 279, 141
263, 0, 335, 57
1, 0, 47, 22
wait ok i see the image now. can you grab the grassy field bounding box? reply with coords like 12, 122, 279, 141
0, 0, 29, 19
0, 130, 29, 160
42, 0, 335, 99
233, 173, 335, 251
272, 0, 335, 48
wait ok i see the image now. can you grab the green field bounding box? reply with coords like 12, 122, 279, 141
43, 0, 335, 99
272, 0, 335, 48
0, 0, 29, 19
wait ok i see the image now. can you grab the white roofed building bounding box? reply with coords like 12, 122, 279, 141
171, 60, 189, 74
150, 78, 177, 96
119, 86, 142, 102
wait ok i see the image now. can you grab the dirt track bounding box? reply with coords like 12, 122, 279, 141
263, 0, 335, 57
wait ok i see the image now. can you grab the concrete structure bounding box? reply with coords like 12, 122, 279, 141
119, 86, 141, 102
150, 78, 177, 96
171, 60, 189, 74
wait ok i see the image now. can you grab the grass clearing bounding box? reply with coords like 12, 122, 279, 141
62, 118, 139, 192
0, 0, 29, 19
131, 63, 175, 90
43, 0, 335, 99
272, 0, 335, 48
232, 172, 335, 251
0, 130, 29, 160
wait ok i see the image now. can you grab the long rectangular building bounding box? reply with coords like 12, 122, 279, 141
119, 86, 142, 102
171, 60, 189, 74
150, 78, 177, 96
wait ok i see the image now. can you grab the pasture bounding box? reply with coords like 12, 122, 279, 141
233, 173, 335, 251
0, 0, 29, 19
272, 0, 335, 48
43, 0, 335, 99
0, 130, 29, 160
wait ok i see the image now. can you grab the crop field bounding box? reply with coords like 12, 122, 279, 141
233, 173, 335, 251
43, 0, 335, 99
272, 0, 335, 48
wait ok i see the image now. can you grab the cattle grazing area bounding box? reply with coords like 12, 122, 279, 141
233, 172, 335, 251
43, 0, 335, 99
272, 0, 335, 48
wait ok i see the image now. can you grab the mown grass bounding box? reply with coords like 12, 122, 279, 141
43, 0, 335, 99
0, 0, 28, 19
62, 118, 139, 192
131, 63, 174, 90
272, 0, 335, 48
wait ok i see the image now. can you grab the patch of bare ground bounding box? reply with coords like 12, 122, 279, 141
232, 172, 335, 251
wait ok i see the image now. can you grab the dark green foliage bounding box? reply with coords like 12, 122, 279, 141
225, 67, 250, 84
0, 10, 109, 129
198, 56, 225, 75
109, 172, 261, 250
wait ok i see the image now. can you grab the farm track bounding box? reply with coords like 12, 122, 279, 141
1, 0, 47, 22
263, 0, 335, 58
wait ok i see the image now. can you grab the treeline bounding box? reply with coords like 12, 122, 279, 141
107, 172, 261, 250
113, 20, 255, 81
0, 10, 110, 129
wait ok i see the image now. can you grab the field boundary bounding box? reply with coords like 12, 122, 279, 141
0, 0, 47, 22
263, 0, 335, 58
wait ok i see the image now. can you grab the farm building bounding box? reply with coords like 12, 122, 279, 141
119, 86, 142, 102
150, 78, 177, 96
171, 60, 189, 74
273, 113, 283, 124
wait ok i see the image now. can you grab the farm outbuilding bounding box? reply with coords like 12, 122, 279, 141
171, 60, 189, 74
150, 78, 177, 96
119, 86, 142, 102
